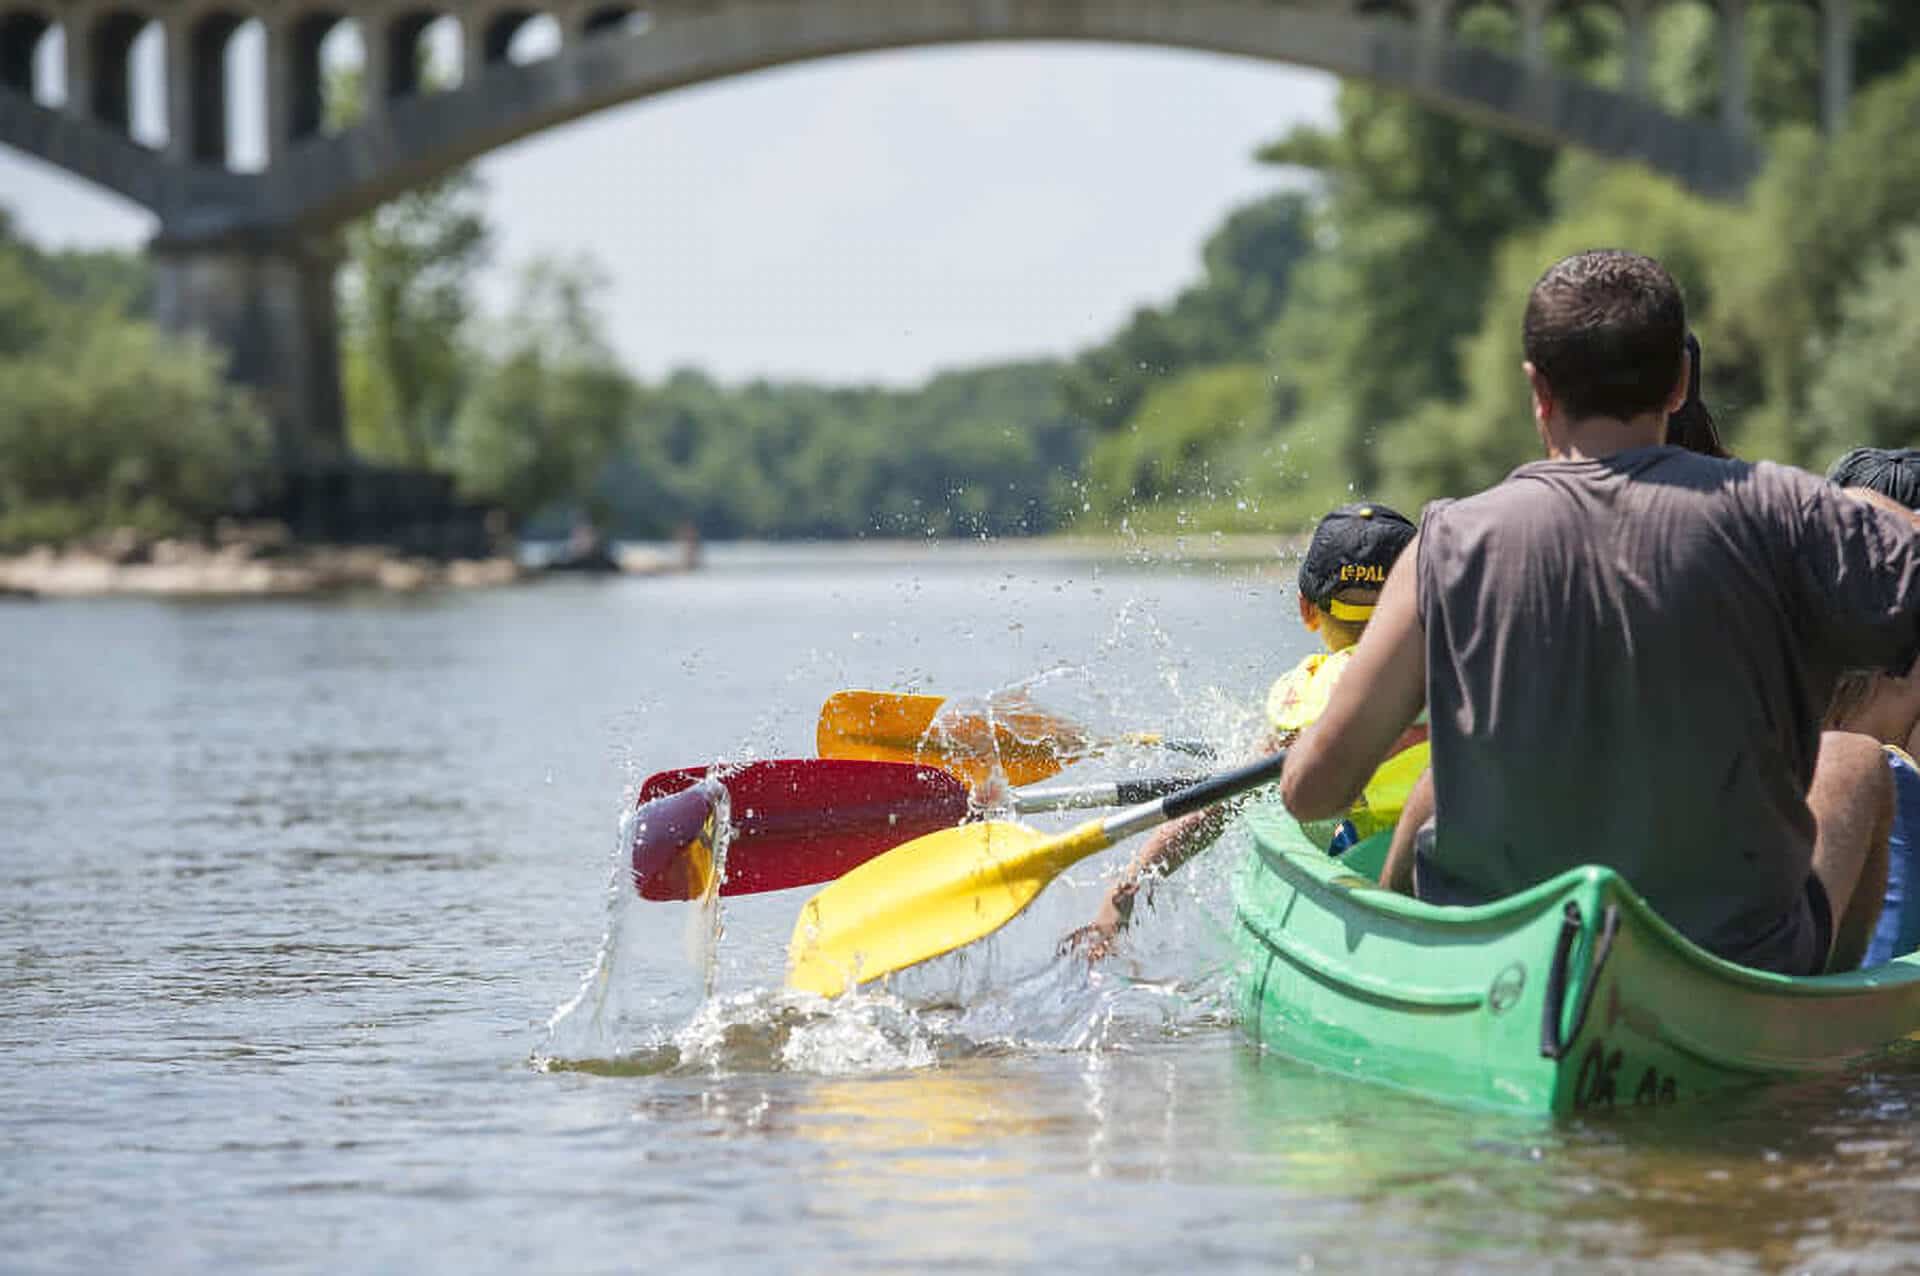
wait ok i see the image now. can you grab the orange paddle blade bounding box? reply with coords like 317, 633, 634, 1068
815, 690, 1092, 789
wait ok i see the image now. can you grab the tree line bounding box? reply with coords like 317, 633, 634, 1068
2, 2, 1918, 547
1069, 2, 1920, 533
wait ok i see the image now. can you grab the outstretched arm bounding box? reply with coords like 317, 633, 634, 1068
1064, 729, 1285, 960
1282, 535, 1427, 822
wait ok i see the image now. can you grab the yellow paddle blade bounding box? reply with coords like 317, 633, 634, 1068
786, 817, 1113, 996
815, 690, 1091, 789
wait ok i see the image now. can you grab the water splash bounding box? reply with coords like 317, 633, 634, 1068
682, 782, 731, 1001
539, 785, 733, 1064
547, 574, 1272, 1080
538, 805, 656, 1064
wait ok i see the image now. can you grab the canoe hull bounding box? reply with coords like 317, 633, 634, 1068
1232, 802, 1920, 1115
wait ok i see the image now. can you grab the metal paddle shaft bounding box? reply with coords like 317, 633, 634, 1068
1010, 773, 1204, 813
630, 760, 1207, 901
785, 748, 1288, 996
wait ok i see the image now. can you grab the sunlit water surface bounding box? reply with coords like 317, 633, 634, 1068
5, 541, 1919, 1273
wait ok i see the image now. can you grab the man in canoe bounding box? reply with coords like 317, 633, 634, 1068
1063, 502, 1427, 960
1281, 249, 1920, 975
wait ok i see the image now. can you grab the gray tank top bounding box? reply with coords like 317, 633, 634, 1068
1416, 446, 1920, 957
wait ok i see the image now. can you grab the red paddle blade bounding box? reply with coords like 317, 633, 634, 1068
630, 784, 723, 902
632, 758, 971, 900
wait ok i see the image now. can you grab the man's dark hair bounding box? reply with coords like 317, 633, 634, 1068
1828, 448, 1920, 510
1523, 250, 1688, 423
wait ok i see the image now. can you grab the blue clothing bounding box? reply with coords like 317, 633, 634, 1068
1865, 747, 1920, 967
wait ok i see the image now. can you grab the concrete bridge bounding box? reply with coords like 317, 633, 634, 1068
0, 0, 1858, 465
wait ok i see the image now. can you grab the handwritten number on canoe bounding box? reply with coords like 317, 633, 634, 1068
1574, 1041, 1676, 1111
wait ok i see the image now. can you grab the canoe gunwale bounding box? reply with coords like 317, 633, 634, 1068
1240, 802, 1920, 998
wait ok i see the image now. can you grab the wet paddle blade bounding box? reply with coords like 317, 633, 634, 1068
785, 818, 1111, 996
633, 758, 971, 900
784, 747, 1290, 996
630, 784, 723, 902
815, 690, 1091, 788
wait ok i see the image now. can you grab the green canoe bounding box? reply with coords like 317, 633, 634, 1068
1231, 800, 1920, 1114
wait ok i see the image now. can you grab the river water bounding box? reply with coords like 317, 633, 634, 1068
4, 541, 1919, 1273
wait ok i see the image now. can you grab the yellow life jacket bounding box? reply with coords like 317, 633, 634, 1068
1267, 648, 1429, 844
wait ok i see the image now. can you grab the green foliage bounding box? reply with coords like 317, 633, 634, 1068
1709, 61, 1920, 464
599, 361, 1080, 539
1086, 363, 1268, 512
1256, 83, 1558, 497
0, 298, 268, 545
0, 208, 151, 317
1804, 225, 1920, 460
1856, 1, 1920, 90
450, 258, 631, 526
340, 169, 490, 467
0, 208, 268, 546
1060, 192, 1311, 434
1113, 28, 1920, 532
330, 57, 489, 470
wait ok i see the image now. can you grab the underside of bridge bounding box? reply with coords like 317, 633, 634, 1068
0, 0, 1854, 472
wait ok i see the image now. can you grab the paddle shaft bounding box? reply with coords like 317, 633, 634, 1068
1011, 773, 1203, 813
1096, 748, 1291, 845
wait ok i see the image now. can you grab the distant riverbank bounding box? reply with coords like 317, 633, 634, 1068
0, 528, 1295, 599
664, 530, 1303, 574
0, 539, 527, 598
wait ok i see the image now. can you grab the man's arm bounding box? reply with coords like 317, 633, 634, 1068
1791, 476, 1920, 674
1281, 534, 1427, 821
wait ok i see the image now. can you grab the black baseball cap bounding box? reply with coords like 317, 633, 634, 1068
1297, 503, 1416, 621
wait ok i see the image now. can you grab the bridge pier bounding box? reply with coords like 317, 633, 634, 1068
1621, 0, 1652, 99
1721, 0, 1750, 137
150, 235, 346, 472
1823, 0, 1853, 133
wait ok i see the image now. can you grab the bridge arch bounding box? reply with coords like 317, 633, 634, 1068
233, 0, 1762, 240
0, 0, 1775, 242
0, 0, 1827, 471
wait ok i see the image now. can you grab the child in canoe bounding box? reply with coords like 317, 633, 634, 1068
1063, 502, 1427, 960
1826, 448, 1920, 965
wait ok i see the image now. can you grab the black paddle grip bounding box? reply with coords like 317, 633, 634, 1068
1161, 749, 1287, 821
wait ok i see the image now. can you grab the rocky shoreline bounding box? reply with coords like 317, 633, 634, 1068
0, 539, 525, 598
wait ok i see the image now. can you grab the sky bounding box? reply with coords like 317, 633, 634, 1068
0, 42, 1337, 386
